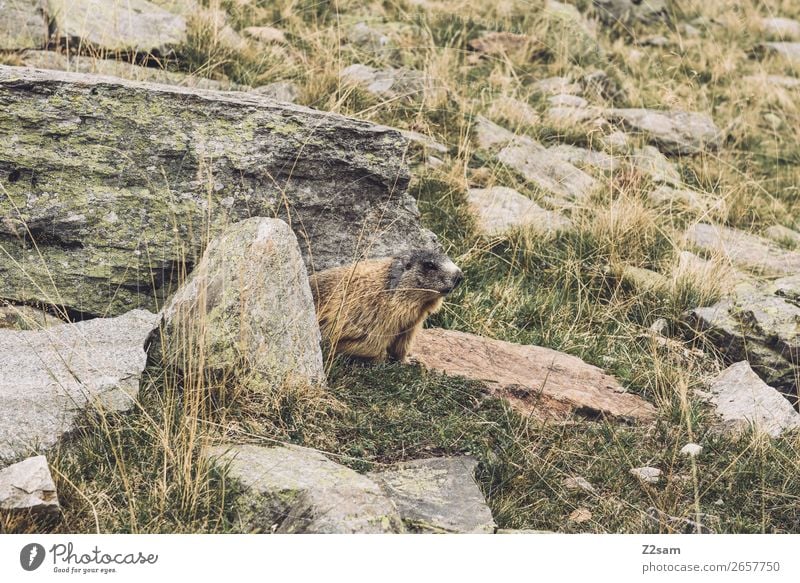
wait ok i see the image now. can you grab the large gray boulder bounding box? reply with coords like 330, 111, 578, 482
0, 66, 437, 317
209, 444, 404, 533
0, 455, 59, 513
0, 310, 160, 463
161, 218, 325, 389
369, 457, 496, 533
46, 0, 186, 56
0, 0, 47, 50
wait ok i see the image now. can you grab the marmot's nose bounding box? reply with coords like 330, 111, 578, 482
452, 269, 464, 289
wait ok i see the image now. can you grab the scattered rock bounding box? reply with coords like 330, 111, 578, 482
685, 223, 800, 276
568, 507, 592, 523
649, 318, 669, 336
487, 96, 540, 127
0, 66, 437, 316
410, 328, 657, 422
19, 50, 246, 90
532, 76, 582, 96
0, 0, 47, 50
209, 444, 403, 533
543, 1, 603, 63
547, 94, 589, 108
546, 104, 607, 126
474, 115, 518, 151
549, 144, 617, 173
47, 0, 186, 56
161, 218, 324, 388
346, 21, 391, 53
763, 112, 783, 130
607, 109, 723, 155
564, 476, 597, 494
340, 63, 431, 98
630, 146, 682, 185
593, 0, 668, 25
630, 466, 661, 484
679, 23, 702, 38
707, 361, 800, 438
0, 310, 160, 463
243, 26, 286, 44
765, 225, 800, 247
0, 304, 62, 330
369, 457, 496, 533
601, 130, 631, 153
0, 456, 58, 513
250, 80, 299, 102
619, 265, 669, 292
649, 185, 715, 213
636, 35, 671, 48
467, 186, 572, 236
468, 31, 540, 57
680, 443, 702, 457
761, 17, 800, 41
580, 69, 626, 102
743, 74, 800, 89
757, 42, 800, 64
397, 129, 448, 154
498, 139, 597, 207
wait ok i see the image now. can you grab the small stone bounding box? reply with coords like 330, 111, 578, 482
474, 115, 518, 151
243, 26, 286, 44
757, 42, 800, 64
630, 467, 661, 484
250, 80, 299, 102
569, 508, 592, 523
680, 443, 702, 457
680, 23, 701, 38
763, 112, 783, 130
564, 476, 597, 494
347, 22, 390, 52
761, 17, 800, 41
547, 94, 589, 108
397, 129, 448, 154
532, 76, 582, 96
467, 186, 572, 236
649, 318, 668, 336
0, 456, 59, 512
601, 130, 631, 153
340, 63, 431, 98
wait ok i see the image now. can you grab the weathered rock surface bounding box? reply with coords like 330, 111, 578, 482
19, 50, 246, 90
0, 310, 159, 463
47, 0, 186, 56
340, 64, 431, 98
757, 42, 800, 64
369, 457, 496, 533
409, 328, 656, 422
467, 186, 571, 236
608, 109, 722, 155
161, 218, 324, 388
0, 0, 47, 50
251, 80, 299, 102
765, 225, 800, 247
593, 0, 667, 25
630, 466, 661, 484
0, 66, 437, 316
631, 146, 681, 186
685, 223, 800, 276
532, 76, 582, 96
474, 115, 518, 151
209, 444, 403, 533
498, 139, 597, 207
549, 144, 617, 173
707, 362, 800, 438
761, 17, 800, 41
0, 455, 58, 512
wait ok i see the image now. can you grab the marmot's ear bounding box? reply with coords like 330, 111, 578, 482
388, 257, 405, 289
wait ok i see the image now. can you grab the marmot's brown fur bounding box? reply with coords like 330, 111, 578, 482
309, 250, 463, 362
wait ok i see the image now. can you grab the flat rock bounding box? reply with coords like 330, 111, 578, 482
631, 146, 682, 186
340, 63, 431, 98
680, 443, 702, 457
162, 218, 324, 388
547, 94, 588, 108
467, 186, 572, 236
532, 76, 582, 96
685, 223, 800, 276
546, 104, 606, 126
250, 80, 299, 102
474, 115, 518, 151
20, 50, 245, 90
593, 0, 668, 25
765, 225, 800, 247
498, 139, 597, 207
761, 17, 800, 41
649, 185, 714, 213
743, 74, 800, 89
630, 466, 661, 484
608, 109, 723, 155
209, 444, 403, 533
736, 293, 800, 360
409, 328, 656, 422
0, 66, 437, 316
0, 0, 47, 50
757, 42, 800, 64
549, 144, 617, 173
0, 310, 159, 463
771, 274, 800, 304
369, 457, 496, 533
47, 0, 186, 56
708, 361, 800, 437
0, 455, 58, 512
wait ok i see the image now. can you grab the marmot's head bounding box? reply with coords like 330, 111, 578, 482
388, 249, 463, 298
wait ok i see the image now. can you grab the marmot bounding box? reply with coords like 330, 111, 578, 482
309, 249, 463, 362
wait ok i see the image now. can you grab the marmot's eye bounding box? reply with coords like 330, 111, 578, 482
423, 261, 437, 270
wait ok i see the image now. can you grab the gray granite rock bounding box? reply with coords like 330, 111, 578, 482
757, 42, 800, 64
250, 80, 299, 102
0, 304, 62, 330
340, 63, 431, 98
708, 361, 800, 438
0, 0, 47, 50
608, 109, 723, 155
631, 145, 682, 186
162, 218, 324, 389
593, 0, 668, 25
0, 455, 59, 512
765, 225, 800, 247
369, 457, 496, 533
630, 466, 661, 484
549, 144, 617, 172
467, 186, 572, 236
532, 76, 582, 96
47, 0, 186, 56
761, 17, 800, 41
474, 115, 518, 151
209, 444, 403, 533
0, 310, 159, 463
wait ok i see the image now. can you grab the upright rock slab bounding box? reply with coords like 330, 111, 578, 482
47, 0, 186, 56
0, 455, 58, 513
0, 0, 47, 50
0, 310, 160, 463
162, 218, 325, 389
369, 457, 496, 533
410, 328, 656, 422
209, 444, 403, 533
0, 66, 437, 316
708, 362, 800, 438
